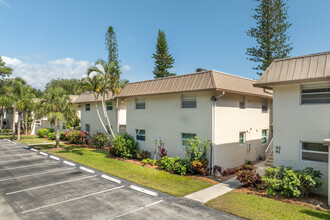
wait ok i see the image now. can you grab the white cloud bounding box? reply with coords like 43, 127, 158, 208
122, 65, 131, 72
3, 56, 91, 90
0, 0, 10, 7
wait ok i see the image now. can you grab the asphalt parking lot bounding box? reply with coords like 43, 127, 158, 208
0, 139, 239, 220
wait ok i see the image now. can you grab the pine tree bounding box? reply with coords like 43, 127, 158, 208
105, 26, 121, 75
246, 0, 293, 76
152, 30, 175, 78
0, 56, 13, 78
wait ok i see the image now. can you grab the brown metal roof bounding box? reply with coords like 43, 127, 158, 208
116, 70, 271, 98
74, 91, 113, 103
255, 51, 330, 88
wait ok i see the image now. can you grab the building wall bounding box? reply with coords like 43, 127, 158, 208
273, 83, 329, 195
125, 91, 213, 158
213, 93, 271, 168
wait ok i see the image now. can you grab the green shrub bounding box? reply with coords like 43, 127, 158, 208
184, 137, 210, 163
37, 128, 54, 138
237, 169, 262, 187
92, 132, 110, 149
191, 159, 208, 175
47, 132, 56, 140
262, 166, 323, 198
141, 158, 159, 166
137, 150, 151, 160
161, 156, 187, 175
66, 130, 87, 145
1, 129, 10, 134
112, 133, 139, 159
60, 131, 67, 141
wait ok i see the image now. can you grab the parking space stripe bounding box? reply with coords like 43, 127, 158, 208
21, 185, 125, 214
0, 157, 45, 164
6, 175, 97, 195
0, 161, 59, 171
110, 200, 163, 219
0, 153, 37, 158
0, 167, 75, 182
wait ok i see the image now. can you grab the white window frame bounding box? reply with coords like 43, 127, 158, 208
239, 96, 245, 109
181, 133, 196, 147
261, 129, 268, 145
239, 132, 246, 145
300, 82, 330, 105
136, 129, 145, 141
300, 141, 328, 164
85, 104, 90, 111
135, 98, 145, 109
181, 94, 197, 108
107, 101, 113, 111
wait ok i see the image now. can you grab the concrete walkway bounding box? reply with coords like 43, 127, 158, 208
185, 161, 267, 203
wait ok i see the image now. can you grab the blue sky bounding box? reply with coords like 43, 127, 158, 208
1, 0, 330, 89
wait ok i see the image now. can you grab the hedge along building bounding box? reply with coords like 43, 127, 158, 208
116, 69, 272, 169
254, 51, 330, 201
74, 91, 126, 136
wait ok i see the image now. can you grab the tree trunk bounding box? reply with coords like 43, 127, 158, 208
95, 99, 110, 136
17, 112, 21, 140
25, 111, 28, 135
55, 121, 60, 148
12, 104, 16, 138
101, 92, 115, 138
0, 107, 4, 130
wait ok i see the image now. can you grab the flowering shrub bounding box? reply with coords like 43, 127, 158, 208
60, 131, 67, 141
184, 137, 210, 163
91, 132, 110, 149
236, 169, 261, 187
160, 156, 187, 175
158, 146, 167, 158
66, 130, 87, 145
112, 133, 139, 159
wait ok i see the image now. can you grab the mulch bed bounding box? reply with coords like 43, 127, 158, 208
233, 186, 330, 212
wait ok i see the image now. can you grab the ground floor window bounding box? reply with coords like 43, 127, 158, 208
182, 133, 196, 146
239, 132, 246, 144
301, 142, 328, 163
136, 129, 145, 141
262, 129, 268, 144
62, 123, 66, 130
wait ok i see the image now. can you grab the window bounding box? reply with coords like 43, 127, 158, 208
239, 132, 246, 144
85, 104, 90, 111
181, 133, 196, 146
182, 94, 196, 108
136, 129, 145, 141
136, 98, 145, 109
107, 102, 113, 111
262, 129, 268, 144
301, 83, 330, 104
301, 142, 328, 163
262, 98, 268, 112
62, 123, 66, 130
85, 124, 90, 133
239, 96, 245, 109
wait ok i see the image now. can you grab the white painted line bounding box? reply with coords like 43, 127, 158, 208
129, 185, 158, 197
39, 152, 48, 156
63, 161, 75, 166
49, 155, 60, 161
30, 148, 38, 152
110, 200, 163, 219
0, 161, 59, 171
6, 175, 97, 195
0, 157, 46, 164
22, 185, 125, 214
101, 174, 121, 184
0, 167, 75, 182
79, 166, 95, 174
0, 153, 36, 158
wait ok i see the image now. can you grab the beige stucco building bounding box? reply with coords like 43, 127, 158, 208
117, 70, 272, 169
255, 51, 330, 203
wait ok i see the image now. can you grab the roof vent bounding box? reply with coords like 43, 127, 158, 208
196, 68, 208, 72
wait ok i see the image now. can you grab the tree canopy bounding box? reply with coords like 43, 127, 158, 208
45, 78, 82, 95
105, 26, 121, 76
0, 56, 13, 78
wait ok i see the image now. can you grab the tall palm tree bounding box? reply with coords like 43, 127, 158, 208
39, 87, 77, 148
0, 96, 14, 130
86, 60, 120, 138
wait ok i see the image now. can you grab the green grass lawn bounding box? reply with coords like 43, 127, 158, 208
17, 136, 212, 197
206, 192, 330, 220
18, 135, 55, 145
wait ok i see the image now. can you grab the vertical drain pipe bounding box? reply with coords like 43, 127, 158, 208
210, 91, 225, 175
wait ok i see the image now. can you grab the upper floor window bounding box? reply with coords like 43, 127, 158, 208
136, 98, 145, 109
301, 142, 328, 163
262, 99, 268, 113
261, 129, 268, 144
85, 104, 90, 111
239, 132, 246, 144
239, 96, 245, 109
182, 94, 196, 108
301, 83, 330, 104
107, 101, 113, 111
136, 129, 145, 141
182, 133, 196, 146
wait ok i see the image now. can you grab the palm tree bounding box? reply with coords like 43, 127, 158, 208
86, 60, 120, 138
0, 96, 14, 130
39, 87, 77, 148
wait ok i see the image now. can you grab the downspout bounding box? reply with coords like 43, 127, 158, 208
210, 91, 225, 174
116, 98, 119, 134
